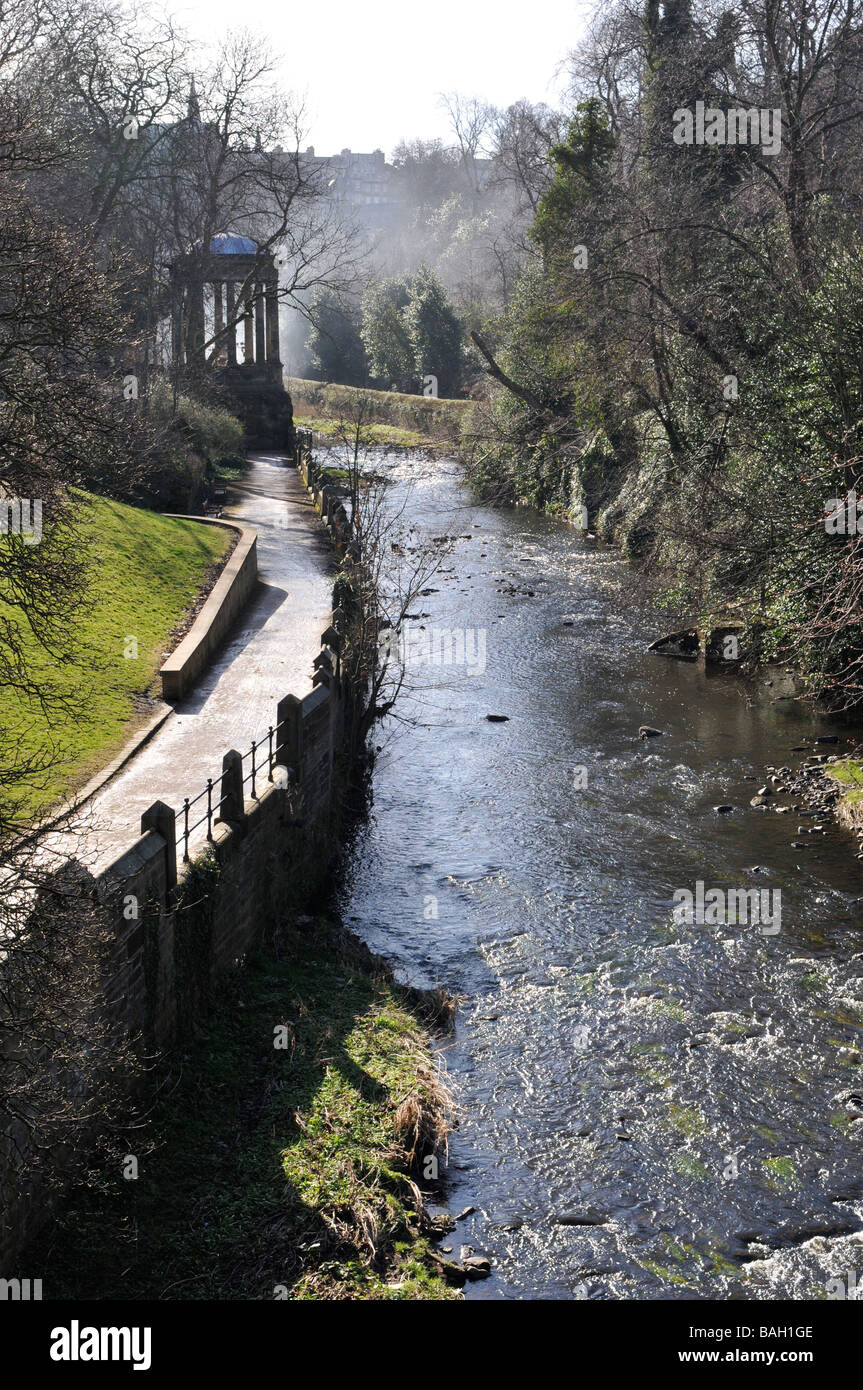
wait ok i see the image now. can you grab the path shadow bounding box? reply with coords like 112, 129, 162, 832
173, 580, 290, 716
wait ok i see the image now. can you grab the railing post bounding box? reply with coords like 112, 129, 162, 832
276, 693, 303, 783
141, 800, 177, 894
219, 749, 245, 824
321, 625, 341, 684
313, 648, 335, 690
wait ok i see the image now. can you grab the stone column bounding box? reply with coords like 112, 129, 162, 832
226, 282, 237, 365
219, 750, 245, 824
254, 284, 266, 365
188, 280, 205, 365
243, 294, 255, 363
312, 649, 335, 689
213, 282, 224, 364
265, 279, 280, 364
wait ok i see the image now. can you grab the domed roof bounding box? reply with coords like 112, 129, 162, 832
201, 232, 259, 255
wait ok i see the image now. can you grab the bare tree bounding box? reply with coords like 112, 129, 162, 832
439, 91, 495, 207
490, 100, 563, 214
314, 397, 453, 744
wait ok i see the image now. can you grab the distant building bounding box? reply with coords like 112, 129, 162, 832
300, 147, 402, 226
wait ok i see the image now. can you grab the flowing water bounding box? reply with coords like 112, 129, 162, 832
335, 453, 863, 1301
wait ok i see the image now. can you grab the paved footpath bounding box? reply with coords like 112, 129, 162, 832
63, 454, 334, 876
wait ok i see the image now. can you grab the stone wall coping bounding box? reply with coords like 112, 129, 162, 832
98, 827, 166, 889
159, 515, 258, 701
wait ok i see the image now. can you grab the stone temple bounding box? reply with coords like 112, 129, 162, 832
170, 232, 294, 449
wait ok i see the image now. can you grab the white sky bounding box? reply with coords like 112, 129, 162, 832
175, 0, 592, 156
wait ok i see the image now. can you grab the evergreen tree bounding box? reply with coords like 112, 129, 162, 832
362, 271, 465, 395
402, 265, 464, 396
361, 278, 415, 389
308, 290, 368, 386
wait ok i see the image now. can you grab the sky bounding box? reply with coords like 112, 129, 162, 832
176, 0, 591, 157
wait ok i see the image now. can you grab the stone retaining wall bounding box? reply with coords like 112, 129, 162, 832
159, 516, 258, 701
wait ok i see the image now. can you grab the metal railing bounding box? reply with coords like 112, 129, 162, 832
241, 719, 282, 800
178, 771, 225, 863
176, 714, 291, 863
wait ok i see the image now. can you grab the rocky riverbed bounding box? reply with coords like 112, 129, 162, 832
749, 739, 863, 861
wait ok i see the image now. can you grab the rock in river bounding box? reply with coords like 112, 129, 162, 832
554, 1209, 609, 1227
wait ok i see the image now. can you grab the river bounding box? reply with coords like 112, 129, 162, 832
334, 451, 863, 1301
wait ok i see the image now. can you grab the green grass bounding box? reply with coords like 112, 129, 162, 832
827, 758, 863, 806
310, 462, 353, 487
211, 455, 246, 482
25, 918, 457, 1301
287, 377, 473, 445
825, 758, 863, 786
826, 758, 863, 832
0, 494, 230, 818
295, 413, 439, 450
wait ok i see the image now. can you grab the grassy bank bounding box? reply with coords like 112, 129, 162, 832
287, 376, 473, 448
296, 413, 437, 451
27, 916, 458, 1301
826, 758, 863, 833
0, 494, 231, 819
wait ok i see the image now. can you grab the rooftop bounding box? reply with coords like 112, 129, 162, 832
197, 232, 259, 255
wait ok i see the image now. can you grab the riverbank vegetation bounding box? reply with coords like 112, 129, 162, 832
457, 0, 863, 711
24, 916, 458, 1301
827, 757, 863, 833
279, 2, 863, 710
306, 268, 467, 398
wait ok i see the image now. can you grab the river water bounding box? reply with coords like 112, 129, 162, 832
334, 452, 863, 1301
